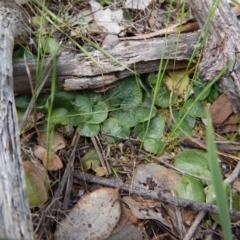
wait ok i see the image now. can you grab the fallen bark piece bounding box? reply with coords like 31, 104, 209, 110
210, 94, 233, 125
0, 0, 33, 239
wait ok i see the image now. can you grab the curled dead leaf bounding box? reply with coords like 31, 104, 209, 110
54, 187, 121, 240
23, 161, 50, 206
33, 145, 63, 171
37, 131, 66, 152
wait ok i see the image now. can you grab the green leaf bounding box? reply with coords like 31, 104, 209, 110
106, 77, 142, 111
77, 123, 100, 137
15, 94, 31, 109
134, 113, 165, 140
84, 91, 102, 105
81, 149, 101, 172
49, 108, 70, 126
87, 102, 108, 124
37, 93, 49, 113
112, 96, 157, 127
185, 98, 205, 118
44, 37, 60, 54
193, 86, 211, 100
171, 110, 195, 137
208, 87, 219, 103
143, 138, 165, 155
147, 72, 157, 86
154, 88, 172, 108
206, 183, 231, 224
13, 47, 36, 62
16, 108, 26, 121
52, 90, 77, 109
175, 175, 205, 202
174, 150, 211, 182
69, 94, 92, 125
101, 118, 130, 143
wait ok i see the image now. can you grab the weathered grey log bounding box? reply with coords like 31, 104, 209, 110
189, 0, 240, 112
0, 0, 33, 239
13, 32, 199, 94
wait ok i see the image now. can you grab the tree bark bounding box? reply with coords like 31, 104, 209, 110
0, 1, 33, 239
188, 0, 240, 112
13, 32, 199, 94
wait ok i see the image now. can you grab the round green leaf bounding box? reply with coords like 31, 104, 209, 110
134, 113, 165, 140
175, 175, 205, 202
101, 118, 130, 143
154, 89, 171, 108
106, 77, 142, 111
77, 123, 100, 137
52, 90, 77, 109
87, 102, 108, 124
44, 38, 60, 54
49, 108, 70, 126
143, 138, 165, 155
15, 94, 31, 109
185, 98, 205, 118
174, 150, 211, 182
69, 94, 92, 125
84, 91, 102, 105
112, 97, 157, 128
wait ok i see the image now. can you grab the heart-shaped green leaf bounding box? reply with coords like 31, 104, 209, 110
134, 113, 165, 140
101, 118, 130, 143
174, 150, 211, 182
175, 175, 205, 202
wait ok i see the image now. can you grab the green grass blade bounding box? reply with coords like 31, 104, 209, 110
206, 108, 232, 240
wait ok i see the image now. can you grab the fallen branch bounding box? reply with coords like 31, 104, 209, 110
73, 171, 240, 220
13, 32, 199, 94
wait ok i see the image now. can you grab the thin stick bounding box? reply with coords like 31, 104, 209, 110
73, 171, 240, 220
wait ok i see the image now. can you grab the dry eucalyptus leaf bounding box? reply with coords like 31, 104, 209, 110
33, 145, 63, 171
133, 163, 182, 192
122, 197, 172, 228
23, 161, 50, 206
54, 188, 121, 240
37, 131, 66, 152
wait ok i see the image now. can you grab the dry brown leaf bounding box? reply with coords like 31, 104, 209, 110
95, 166, 107, 176
54, 187, 121, 240
122, 197, 172, 228
37, 131, 66, 152
165, 70, 189, 95
33, 145, 63, 171
133, 163, 182, 192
